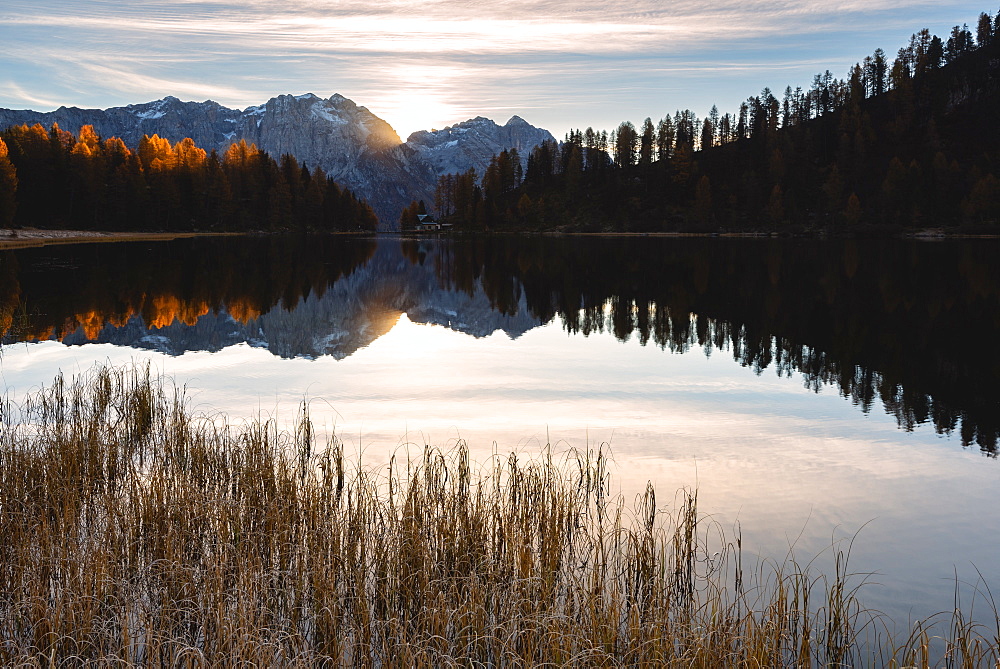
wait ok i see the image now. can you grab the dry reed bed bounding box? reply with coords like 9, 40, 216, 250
0, 364, 997, 667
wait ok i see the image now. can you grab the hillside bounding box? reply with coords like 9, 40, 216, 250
435, 19, 1000, 233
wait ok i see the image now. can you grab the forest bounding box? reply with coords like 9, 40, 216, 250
426, 8, 1000, 232
0, 126, 378, 233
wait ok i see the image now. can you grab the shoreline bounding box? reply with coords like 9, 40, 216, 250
0, 228, 243, 250
396, 228, 1000, 239
4, 228, 999, 250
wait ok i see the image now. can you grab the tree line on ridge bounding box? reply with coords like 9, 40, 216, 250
422, 9, 1000, 232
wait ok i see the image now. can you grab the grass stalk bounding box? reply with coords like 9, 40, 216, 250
0, 364, 997, 666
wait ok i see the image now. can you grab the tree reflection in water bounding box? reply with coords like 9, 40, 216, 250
3, 235, 998, 453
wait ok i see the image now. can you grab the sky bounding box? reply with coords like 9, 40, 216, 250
0, 0, 992, 139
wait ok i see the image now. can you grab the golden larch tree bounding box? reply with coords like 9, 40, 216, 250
0, 137, 17, 228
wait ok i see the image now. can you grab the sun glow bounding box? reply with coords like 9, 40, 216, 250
358, 62, 480, 139
363, 89, 458, 139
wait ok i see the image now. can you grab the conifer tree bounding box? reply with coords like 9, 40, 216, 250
639, 118, 655, 166
977, 12, 993, 47
400, 200, 421, 230
945, 24, 974, 62
614, 121, 638, 168
655, 116, 675, 161
0, 137, 17, 228
700, 119, 714, 151
868, 48, 889, 95
927, 36, 944, 69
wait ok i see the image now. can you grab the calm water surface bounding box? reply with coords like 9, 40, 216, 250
1, 235, 998, 632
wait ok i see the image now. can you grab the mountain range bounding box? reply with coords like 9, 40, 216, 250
0, 94, 555, 227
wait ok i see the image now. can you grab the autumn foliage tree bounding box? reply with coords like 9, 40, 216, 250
0, 137, 17, 228
399, 199, 427, 230
0, 125, 378, 232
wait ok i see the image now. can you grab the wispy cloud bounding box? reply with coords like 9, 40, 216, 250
0, 0, 988, 135
0, 81, 64, 109
3, 0, 967, 56
68, 61, 255, 103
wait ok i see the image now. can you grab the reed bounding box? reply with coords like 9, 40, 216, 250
0, 364, 997, 666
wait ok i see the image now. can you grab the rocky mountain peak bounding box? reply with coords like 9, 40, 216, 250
0, 93, 554, 229
405, 112, 555, 178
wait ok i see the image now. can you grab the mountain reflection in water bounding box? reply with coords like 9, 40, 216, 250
2, 235, 998, 452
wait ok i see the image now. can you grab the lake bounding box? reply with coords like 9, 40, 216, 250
1, 234, 998, 635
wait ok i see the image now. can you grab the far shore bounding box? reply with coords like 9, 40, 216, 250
4, 227, 998, 250
0, 228, 243, 250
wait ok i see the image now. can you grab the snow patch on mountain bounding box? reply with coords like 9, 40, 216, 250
311, 103, 349, 127
405, 115, 554, 178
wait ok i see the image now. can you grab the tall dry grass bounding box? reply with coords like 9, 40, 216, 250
0, 364, 997, 666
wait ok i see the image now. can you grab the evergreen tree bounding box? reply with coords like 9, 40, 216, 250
927, 36, 944, 69
525, 140, 556, 186
911, 28, 934, 75
890, 48, 912, 89
718, 114, 733, 144
674, 110, 697, 149
869, 48, 889, 95
655, 116, 675, 161
639, 118, 655, 166
0, 137, 17, 228
945, 24, 974, 62
583, 127, 598, 170
737, 103, 749, 140
614, 121, 638, 168
782, 88, 794, 126
400, 201, 420, 231
709, 105, 720, 138
848, 64, 866, 104
977, 12, 993, 47
700, 118, 714, 151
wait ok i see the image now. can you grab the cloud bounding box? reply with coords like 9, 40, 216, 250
0, 0, 987, 133
0, 82, 64, 109
3, 0, 970, 61
68, 61, 255, 103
